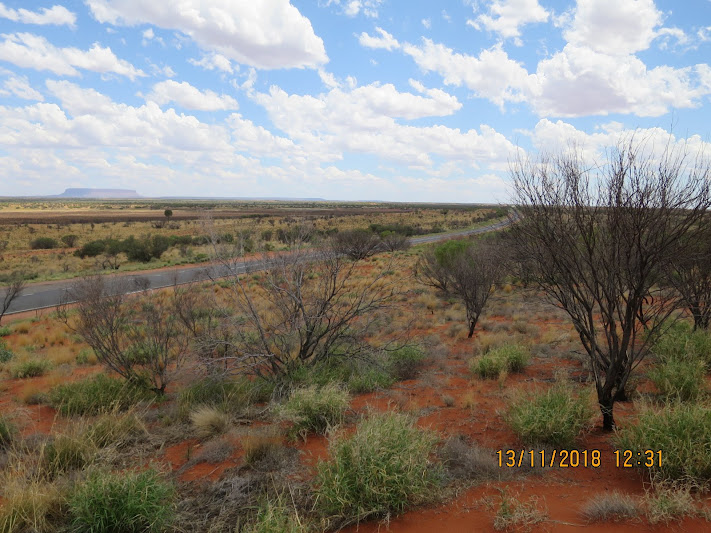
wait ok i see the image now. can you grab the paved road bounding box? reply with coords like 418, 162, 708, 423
1, 215, 516, 316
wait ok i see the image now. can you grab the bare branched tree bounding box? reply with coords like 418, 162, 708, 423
510, 138, 711, 429
58, 276, 190, 394
0, 274, 25, 325
417, 238, 505, 337
664, 225, 711, 330
203, 221, 406, 380
331, 229, 382, 260
380, 232, 411, 252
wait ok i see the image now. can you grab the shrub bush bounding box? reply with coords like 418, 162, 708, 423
30, 237, 58, 250
278, 384, 349, 438
315, 412, 439, 523
506, 383, 594, 447
654, 321, 711, 369
470, 344, 529, 379
177, 376, 273, 419
648, 357, 706, 401
0, 414, 16, 448
189, 406, 230, 439
68, 469, 174, 533
49, 374, 152, 416
10, 358, 51, 378
0, 340, 14, 363
0, 326, 11, 337
614, 403, 711, 485
60, 234, 79, 247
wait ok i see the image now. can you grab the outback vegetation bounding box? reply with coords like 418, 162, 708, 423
1, 152, 711, 533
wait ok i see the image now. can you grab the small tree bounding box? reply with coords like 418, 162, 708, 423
331, 229, 382, 260
510, 138, 711, 429
203, 224, 405, 381
0, 274, 25, 325
664, 226, 711, 330
164, 209, 173, 218
417, 238, 503, 337
59, 276, 190, 394
380, 232, 411, 252
60, 234, 79, 247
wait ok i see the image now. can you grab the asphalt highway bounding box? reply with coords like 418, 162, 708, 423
1, 215, 515, 316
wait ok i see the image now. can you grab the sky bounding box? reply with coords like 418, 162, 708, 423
0, 0, 710, 202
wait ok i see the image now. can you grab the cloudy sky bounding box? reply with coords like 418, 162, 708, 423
0, 0, 709, 202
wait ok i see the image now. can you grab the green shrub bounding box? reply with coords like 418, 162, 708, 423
11, 359, 51, 378
654, 321, 711, 369
42, 435, 96, 478
49, 374, 152, 416
30, 237, 58, 250
315, 412, 439, 523
243, 497, 308, 533
614, 403, 711, 485
69, 469, 174, 533
278, 384, 349, 437
0, 414, 16, 448
0, 340, 14, 363
470, 344, 529, 379
648, 358, 706, 401
60, 234, 79, 247
177, 376, 273, 419
385, 345, 426, 381
0, 326, 11, 337
506, 383, 594, 447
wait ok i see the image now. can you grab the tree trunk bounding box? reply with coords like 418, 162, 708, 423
467, 319, 476, 338
599, 397, 615, 430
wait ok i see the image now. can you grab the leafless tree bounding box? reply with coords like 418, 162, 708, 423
0, 274, 25, 325
331, 229, 382, 260
664, 224, 711, 330
510, 138, 711, 429
203, 223, 406, 381
380, 232, 411, 252
417, 238, 504, 337
58, 276, 190, 394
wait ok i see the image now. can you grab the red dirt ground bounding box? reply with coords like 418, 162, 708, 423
2, 304, 710, 532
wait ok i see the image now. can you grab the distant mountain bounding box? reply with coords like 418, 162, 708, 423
55, 188, 142, 199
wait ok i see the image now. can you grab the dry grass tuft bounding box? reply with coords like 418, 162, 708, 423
190, 406, 231, 439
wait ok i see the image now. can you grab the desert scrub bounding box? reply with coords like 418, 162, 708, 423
643, 484, 698, 525
648, 357, 706, 402
580, 492, 639, 522
0, 478, 66, 533
49, 374, 152, 416
243, 496, 308, 533
506, 383, 594, 447
189, 405, 231, 438
315, 412, 439, 524
0, 414, 17, 448
68, 469, 174, 533
85, 411, 146, 448
614, 402, 711, 485
41, 433, 97, 479
0, 340, 14, 363
492, 490, 547, 531
385, 345, 427, 381
469, 344, 529, 379
10, 358, 51, 378
177, 376, 273, 419
278, 384, 349, 438
653, 321, 711, 369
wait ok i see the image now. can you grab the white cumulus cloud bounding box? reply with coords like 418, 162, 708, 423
0, 33, 145, 80
86, 0, 328, 69
468, 0, 549, 44
146, 80, 239, 111
358, 27, 399, 50
0, 3, 76, 27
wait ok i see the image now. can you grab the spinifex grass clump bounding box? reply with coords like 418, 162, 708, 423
648, 358, 706, 402
653, 321, 711, 369
10, 358, 51, 378
49, 374, 152, 416
278, 383, 349, 438
68, 469, 174, 533
0, 414, 16, 448
506, 383, 594, 447
177, 376, 273, 419
315, 412, 439, 524
469, 344, 529, 379
614, 403, 711, 486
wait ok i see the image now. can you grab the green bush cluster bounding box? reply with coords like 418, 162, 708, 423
614, 403, 711, 485
68, 469, 174, 533
177, 376, 273, 419
506, 383, 594, 447
470, 344, 529, 379
29, 237, 58, 250
315, 412, 439, 523
49, 374, 152, 416
73, 234, 193, 262
10, 358, 51, 378
278, 384, 350, 437
0, 339, 14, 363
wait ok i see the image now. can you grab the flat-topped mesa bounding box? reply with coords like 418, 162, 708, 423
56, 188, 142, 199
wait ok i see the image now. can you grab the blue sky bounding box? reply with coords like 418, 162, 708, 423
0, 0, 709, 202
